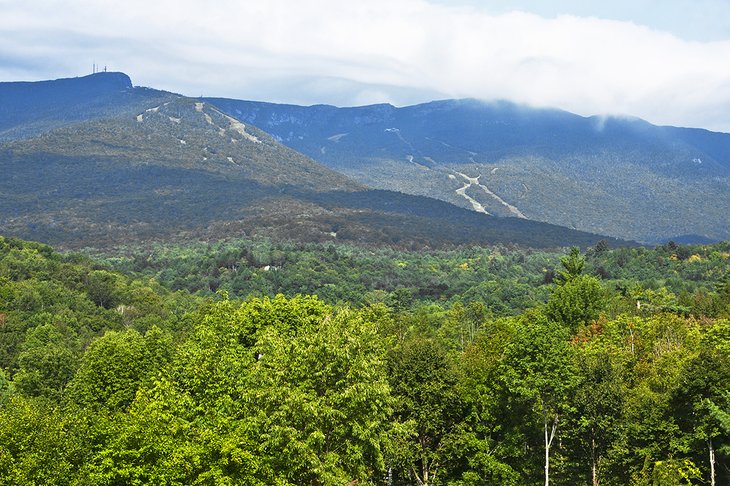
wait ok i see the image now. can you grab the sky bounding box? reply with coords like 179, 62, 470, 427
1, 0, 729, 131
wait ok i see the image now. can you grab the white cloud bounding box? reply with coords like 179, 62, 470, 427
1, 0, 730, 131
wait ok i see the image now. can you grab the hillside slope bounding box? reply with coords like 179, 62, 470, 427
0, 74, 622, 249
205, 97, 730, 243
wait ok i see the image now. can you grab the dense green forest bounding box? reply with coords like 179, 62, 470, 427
1, 235, 729, 485
95, 238, 729, 317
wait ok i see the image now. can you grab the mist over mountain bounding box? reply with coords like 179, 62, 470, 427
206, 97, 730, 243
0, 73, 619, 249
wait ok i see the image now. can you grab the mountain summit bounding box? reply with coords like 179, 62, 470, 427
0, 72, 151, 141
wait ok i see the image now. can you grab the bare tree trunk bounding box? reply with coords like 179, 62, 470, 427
412, 439, 431, 486
412, 465, 429, 486
544, 413, 557, 486
710, 439, 716, 486
591, 437, 599, 486
413, 466, 425, 486
544, 417, 550, 486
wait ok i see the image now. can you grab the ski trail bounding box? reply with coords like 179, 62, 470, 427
453, 172, 490, 215
453, 170, 526, 219
220, 113, 262, 144
196, 102, 262, 144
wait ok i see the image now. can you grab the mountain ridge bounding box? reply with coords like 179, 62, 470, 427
205, 96, 730, 243
0, 73, 624, 250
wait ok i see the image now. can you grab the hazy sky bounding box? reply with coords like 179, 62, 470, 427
1, 0, 729, 131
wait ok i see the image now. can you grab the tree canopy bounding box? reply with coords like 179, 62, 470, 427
0, 236, 729, 485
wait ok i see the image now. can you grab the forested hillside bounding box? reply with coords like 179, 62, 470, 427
1, 235, 729, 485
207, 97, 730, 243
0, 73, 621, 250
93, 238, 728, 316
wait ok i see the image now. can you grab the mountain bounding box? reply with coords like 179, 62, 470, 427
0, 73, 621, 250
0, 72, 172, 141
204, 97, 730, 243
